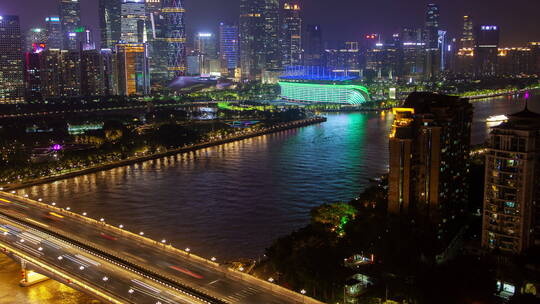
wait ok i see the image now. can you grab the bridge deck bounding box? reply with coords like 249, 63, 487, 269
0, 192, 324, 304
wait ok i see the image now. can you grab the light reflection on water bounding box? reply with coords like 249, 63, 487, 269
18, 93, 539, 262
4, 92, 539, 303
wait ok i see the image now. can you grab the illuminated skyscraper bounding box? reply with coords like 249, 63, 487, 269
0, 15, 24, 103
24, 49, 43, 102
99, 0, 122, 49
482, 107, 540, 254
45, 16, 63, 49
460, 16, 474, 49
58, 0, 81, 50
81, 49, 105, 96
240, 0, 266, 80
239, 0, 281, 79
25, 28, 47, 52
475, 25, 500, 76
115, 43, 150, 95
121, 0, 147, 43
161, 0, 187, 78
280, 1, 302, 66
195, 32, 218, 59
264, 0, 281, 70
424, 3, 440, 78
39, 49, 81, 98
219, 23, 239, 71
389, 93, 472, 234
145, 0, 162, 40
424, 3, 439, 49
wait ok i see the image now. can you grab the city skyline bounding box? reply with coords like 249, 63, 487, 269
2, 0, 540, 46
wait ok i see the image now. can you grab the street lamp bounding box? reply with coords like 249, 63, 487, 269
102, 276, 108, 282
66, 207, 71, 211
51, 203, 56, 206
119, 225, 124, 229
211, 257, 217, 262
268, 277, 274, 283
100, 218, 105, 222
139, 232, 144, 236
79, 266, 85, 270
83, 212, 87, 216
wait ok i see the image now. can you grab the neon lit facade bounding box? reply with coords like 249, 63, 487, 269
279, 81, 370, 105
161, 0, 187, 77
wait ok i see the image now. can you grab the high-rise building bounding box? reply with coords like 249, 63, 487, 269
279, 1, 302, 67
240, 0, 266, 80
263, 0, 281, 70
81, 49, 105, 96
0, 15, 24, 103
239, 0, 281, 79
121, 0, 147, 43
39, 49, 81, 98
325, 42, 361, 75
100, 48, 116, 95
530, 42, 540, 75
424, 4, 439, 49
195, 32, 218, 59
24, 51, 43, 102
482, 107, 540, 254
460, 16, 474, 49
115, 43, 150, 96
219, 23, 239, 71
99, 0, 122, 49
45, 16, 63, 49
424, 4, 440, 78
39, 49, 63, 98
475, 25, 500, 76
303, 24, 323, 66
497, 47, 534, 75
161, 0, 187, 78
58, 0, 81, 50
25, 28, 47, 52
388, 93, 473, 233
401, 28, 426, 80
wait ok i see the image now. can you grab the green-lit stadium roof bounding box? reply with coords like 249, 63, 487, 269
278, 81, 370, 105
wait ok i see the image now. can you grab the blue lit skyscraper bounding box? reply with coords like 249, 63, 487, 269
161, 0, 187, 77
219, 23, 239, 71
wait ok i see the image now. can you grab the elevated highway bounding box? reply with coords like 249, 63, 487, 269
0, 191, 325, 304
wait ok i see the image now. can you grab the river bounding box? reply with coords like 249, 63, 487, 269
1, 92, 538, 303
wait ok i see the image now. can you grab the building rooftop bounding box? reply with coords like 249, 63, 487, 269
498, 104, 540, 130
403, 92, 470, 114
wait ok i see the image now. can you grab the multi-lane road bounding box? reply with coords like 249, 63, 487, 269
0, 193, 321, 304
0, 214, 210, 304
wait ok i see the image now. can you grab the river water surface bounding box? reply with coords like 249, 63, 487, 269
2, 92, 539, 304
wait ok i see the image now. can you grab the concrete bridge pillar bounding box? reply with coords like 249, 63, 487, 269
19, 259, 49, 287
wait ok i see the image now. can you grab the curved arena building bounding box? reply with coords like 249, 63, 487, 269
278, 66, 370, 105
279, 81, 370, 105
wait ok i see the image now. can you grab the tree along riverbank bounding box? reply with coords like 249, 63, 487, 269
1, 117, 326, 190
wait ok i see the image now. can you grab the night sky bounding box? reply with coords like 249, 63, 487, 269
2, 0, 539, 46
